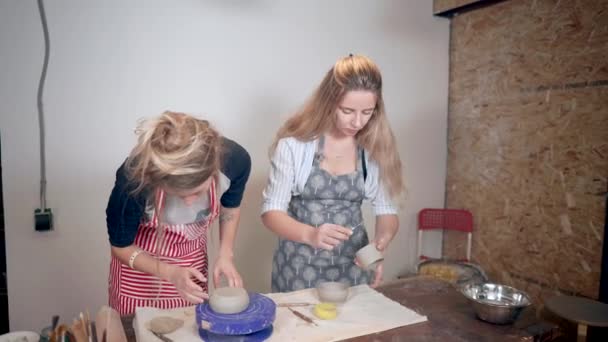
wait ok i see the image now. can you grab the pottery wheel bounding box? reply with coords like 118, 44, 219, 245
198, 326, 273, 342
196, 293, 276, 336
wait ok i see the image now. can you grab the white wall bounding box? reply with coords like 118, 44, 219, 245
0, 0, 449, 331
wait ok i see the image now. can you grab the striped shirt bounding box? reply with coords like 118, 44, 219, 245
262, 137, 397, 216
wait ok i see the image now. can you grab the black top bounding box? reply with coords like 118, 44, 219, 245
106, 137, 251, 247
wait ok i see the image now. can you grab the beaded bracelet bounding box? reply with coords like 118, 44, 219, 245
128, 249, 144, 269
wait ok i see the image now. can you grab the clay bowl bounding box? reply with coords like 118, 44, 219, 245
208, 287, 250, 314
316, 282, 349, 303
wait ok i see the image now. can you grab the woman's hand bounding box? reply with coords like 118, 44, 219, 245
213, 255, 243, 288
308, 223, 352, 250
165, 265, 208, 304
374, 235, 391, 252
355, 255, 384, 288
370, 261, 384, 288
369, 236, 392, 287
354, 238, 388, 288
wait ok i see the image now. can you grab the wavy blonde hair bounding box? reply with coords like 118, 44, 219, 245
271, 54, 405, 200
126, 111, 222, 194
124, 111, 222, 298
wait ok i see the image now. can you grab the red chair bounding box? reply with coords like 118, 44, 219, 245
417, 208, 474, 261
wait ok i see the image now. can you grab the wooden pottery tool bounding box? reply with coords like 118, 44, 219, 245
287, 307, 318, 326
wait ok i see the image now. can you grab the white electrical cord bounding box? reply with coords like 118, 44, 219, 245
36, 0, 50, 210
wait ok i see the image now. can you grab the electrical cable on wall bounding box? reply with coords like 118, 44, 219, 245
34, 0, 53, 231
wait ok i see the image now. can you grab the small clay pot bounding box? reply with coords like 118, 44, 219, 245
208, 287, 250, 314
355, 243, 384, 270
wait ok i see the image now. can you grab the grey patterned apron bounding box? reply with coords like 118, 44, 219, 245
271, 136, 372, 292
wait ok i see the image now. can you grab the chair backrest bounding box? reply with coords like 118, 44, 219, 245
417, 208, 474, 261
418, 208, 473, 232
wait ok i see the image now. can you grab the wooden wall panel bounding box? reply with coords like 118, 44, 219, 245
444, 0, 608, 301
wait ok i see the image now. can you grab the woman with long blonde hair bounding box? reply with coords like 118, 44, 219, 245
262, 54, 404, 291
106, 111, 251, 315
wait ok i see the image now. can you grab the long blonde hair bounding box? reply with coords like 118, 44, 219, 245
271, 54, 405, 199
124, 111, 221, 296
125, 111, 222, 195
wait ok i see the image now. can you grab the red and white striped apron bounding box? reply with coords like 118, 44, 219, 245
109, 180, 219, 316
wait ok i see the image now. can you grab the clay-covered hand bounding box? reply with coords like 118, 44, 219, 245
166, 265, 208, 304
370, 261, 384, 288
354, 239, 385, 288
213, 255, 243, 288
309, 223, 352, 250
355, 256, 384, 288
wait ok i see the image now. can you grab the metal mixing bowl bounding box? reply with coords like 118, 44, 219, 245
460, 283, 532, 324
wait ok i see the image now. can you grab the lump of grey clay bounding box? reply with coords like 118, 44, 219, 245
147, 316, 184, 334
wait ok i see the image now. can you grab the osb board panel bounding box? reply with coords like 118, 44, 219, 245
434, 0, 486, 14
444, 0, 608, 302
449, 0, 608, 104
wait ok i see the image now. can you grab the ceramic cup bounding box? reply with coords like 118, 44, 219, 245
208, 287, 250, 314
316, 281, 349, 303
355, 243, 384, 270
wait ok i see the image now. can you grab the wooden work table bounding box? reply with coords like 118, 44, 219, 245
121, 276, 559, 341
344, 276, 559, 341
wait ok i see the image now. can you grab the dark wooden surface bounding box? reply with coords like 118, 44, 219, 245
344, 276, 559, 342
122, 276, 559, 341
544, 295, 608, 328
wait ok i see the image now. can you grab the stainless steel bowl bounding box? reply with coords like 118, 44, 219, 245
460, 283, 532, 324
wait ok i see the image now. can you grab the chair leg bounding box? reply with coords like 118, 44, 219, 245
540, 304, 579, 341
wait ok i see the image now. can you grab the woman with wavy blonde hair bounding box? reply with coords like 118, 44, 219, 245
262, 54, 404, 292
106, 111, 251, 315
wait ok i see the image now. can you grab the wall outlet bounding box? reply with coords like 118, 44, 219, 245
34, 208, 53, 231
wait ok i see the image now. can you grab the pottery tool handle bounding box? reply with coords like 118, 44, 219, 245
151, 331, 174, 342
70, 318, 88, 342
277, 302, 313, 307
95, 306, 127, 342
288, 307, 318, 326
90, 322, 98, 342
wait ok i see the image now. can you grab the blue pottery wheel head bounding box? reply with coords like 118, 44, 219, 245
198, 325, 273, 342
196, 293, 276, 336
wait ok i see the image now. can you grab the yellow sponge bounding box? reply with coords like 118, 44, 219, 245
313, 303, 338, 320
